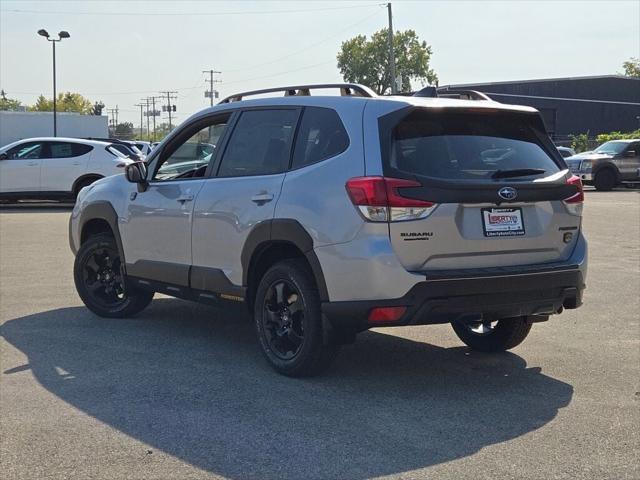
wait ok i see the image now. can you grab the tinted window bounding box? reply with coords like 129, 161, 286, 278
218, 109, 298, 177
388, 110, 560, 180
292, 107, 349, 169
110, 144, 135, 157
154, 117, 229, 181
6, 142, 45, 159
48, 142, 93, 158
558, 148, 573, 158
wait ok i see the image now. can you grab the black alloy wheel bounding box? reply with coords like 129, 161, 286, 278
262, 279, 305, 361
80, 243, 126, 308
74, 234, 153, 318
254, 259, 338, 377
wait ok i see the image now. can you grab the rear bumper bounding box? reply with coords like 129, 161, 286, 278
322, 263, 585, 331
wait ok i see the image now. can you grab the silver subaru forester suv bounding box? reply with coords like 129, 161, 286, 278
69, 83, 587, 376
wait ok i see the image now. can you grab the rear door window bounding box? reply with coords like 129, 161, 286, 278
217, 109, 298, 177
387, 110, 561, 180
48, 142, 93, 158
291, 107, 349, 169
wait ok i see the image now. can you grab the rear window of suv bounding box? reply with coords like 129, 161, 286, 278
386, 109, 561, 180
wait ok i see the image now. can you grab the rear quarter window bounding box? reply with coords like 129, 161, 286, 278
291, 107, 349, 169
386, 109, 561, 180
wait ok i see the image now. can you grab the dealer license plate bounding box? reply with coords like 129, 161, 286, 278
481, 208, 525, 237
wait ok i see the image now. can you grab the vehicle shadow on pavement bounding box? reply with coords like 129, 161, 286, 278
1, 298, 573, 480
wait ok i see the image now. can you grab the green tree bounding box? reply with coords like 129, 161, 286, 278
570, 132, 591, 153
622, 57, 640, 78
139, 122, 174, 142
596, 129, 640, 143
337, 28, 437, 94
0, 90, 23, 111
28, 92, 94, 114
114, 122, 134, 139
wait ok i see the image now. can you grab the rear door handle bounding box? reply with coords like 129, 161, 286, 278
177, 194, 194, 203
27, 162, 39, 166
251, 193, 274, 204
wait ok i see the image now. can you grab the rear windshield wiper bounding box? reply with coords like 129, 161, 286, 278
491, 168, 546, 179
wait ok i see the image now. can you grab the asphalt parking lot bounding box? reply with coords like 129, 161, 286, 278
1, 190, 638, 480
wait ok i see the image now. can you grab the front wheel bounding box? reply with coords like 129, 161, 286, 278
254, 259, 339, 377
74, 233, 153, 318
451, 316, 533, 352
594, 169, 616, 191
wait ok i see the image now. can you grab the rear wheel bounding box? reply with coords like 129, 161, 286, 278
594, 169, 616, 191
74, 176, 101, 199
451, 316, 533, 352
254, 259, 339, 377
74, 233, 153, 318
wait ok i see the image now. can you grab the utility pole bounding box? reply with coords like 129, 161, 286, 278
150, 96, 158, 142
387, 3, 398, 94
107, 108, 119, 136
140, 98, 150, 140
159, 90, 177, 130
134, 103, 144, 139
202, 69, 221, 106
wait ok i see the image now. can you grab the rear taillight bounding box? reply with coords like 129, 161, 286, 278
564, 175, 584, 216
564, 175, 584, 203
345, 176, 438, 222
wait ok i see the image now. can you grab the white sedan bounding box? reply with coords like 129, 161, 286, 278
0, 137, 134, 201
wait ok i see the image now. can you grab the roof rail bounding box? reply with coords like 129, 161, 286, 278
218, 83, 377, 104
435, 88, 493, 101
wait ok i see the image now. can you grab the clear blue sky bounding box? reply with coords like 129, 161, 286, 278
1, 0, 638, 125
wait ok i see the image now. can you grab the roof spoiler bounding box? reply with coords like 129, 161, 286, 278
218, 83, 377, 104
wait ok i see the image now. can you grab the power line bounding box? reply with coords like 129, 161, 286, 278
222, 60, 336, 87
1, 4, 382, 17
224, 8, 384, 73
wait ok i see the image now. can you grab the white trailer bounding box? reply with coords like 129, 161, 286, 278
0, 111, 108, 148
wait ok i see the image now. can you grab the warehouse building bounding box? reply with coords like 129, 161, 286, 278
440, 75, 640, 140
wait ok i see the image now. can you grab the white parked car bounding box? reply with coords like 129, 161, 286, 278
0, 137, 134, 201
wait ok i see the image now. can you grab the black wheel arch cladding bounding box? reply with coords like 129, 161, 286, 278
78, 201, 127, 268
242, 219, 329, 302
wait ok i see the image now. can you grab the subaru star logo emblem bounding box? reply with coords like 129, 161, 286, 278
498, 186, 518, 201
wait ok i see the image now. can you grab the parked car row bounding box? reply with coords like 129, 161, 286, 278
0, 135, 162, 202
0, 137, 135, 201
1, 131, 635, 204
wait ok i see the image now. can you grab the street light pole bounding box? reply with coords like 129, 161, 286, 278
38, 29, 70, 137
52, 40, 57, 136
387, 3, 397, 94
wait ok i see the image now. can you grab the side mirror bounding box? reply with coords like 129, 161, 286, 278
0, 152, 8, 160
624, 150, 636, 158
125, 161, 148, 184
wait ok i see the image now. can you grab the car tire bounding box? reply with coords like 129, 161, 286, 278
594, 169, 616, 191
451, 316, 533, 352
73, 176, 101, 199
254, 259, 339, 377
74, 233, 153, 318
